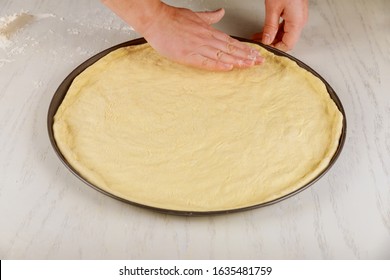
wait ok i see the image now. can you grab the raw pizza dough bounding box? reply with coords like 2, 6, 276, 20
53, 43, 343, 212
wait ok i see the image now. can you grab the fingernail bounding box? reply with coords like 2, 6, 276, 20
256, 55, 265, 64
262, 33, 271, 45
244, 59, 255, 66
224, 63, 233, 70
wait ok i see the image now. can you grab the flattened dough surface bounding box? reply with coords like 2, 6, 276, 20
53, 43, 343, 211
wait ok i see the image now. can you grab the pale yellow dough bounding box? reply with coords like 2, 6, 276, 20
53, 43, 343, 212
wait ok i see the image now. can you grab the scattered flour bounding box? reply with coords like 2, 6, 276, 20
67, 28, 80, 35
0, 12, 34, 38
0, 9, 136, 68
0, 58, 14, 67
0, 12, 33, 49
0, 11, 55, 50
33, 80, 43, 88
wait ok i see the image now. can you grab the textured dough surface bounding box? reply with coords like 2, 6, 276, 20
53, 43, 343, 212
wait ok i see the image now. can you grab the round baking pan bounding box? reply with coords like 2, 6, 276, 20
47, 37, 347, 216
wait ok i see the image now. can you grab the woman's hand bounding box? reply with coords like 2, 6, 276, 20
253, 0, 308, 51
143, 5, 264, 71
102, 0, 264, 71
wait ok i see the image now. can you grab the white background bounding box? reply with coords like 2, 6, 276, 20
0, 0, 389, 259
2, 260, 390, 279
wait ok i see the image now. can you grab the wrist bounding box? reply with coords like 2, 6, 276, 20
102, 0, 165, 35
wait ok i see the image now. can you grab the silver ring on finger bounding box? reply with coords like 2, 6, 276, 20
216, 50, 224, 60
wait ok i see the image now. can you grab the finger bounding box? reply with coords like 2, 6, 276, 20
262, 3, 283, 45
201, 46, 259, 68
272, 1, 308, 51
275, 20, 303, 51
195, 8, 225, 25
269, 21, 285, 46
210, 32, 264, 63
212, 32, 251, 54
253, 23, 282, 43
212, 40, 263, 64
187, 53, 233, 71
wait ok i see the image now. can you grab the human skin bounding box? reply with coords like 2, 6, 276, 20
102, 0, 308, 70
253, 0, 308, 51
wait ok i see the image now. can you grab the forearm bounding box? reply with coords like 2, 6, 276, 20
101, 0, 164, 34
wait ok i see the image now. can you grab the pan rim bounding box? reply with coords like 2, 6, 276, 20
47, 37, 347, 216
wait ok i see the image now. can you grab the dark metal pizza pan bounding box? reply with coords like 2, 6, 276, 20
47, 37, 347, 216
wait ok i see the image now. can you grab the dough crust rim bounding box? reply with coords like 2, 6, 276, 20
47, 37, 347, 216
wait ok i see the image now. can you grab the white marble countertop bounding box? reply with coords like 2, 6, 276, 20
1, 0, 389, 259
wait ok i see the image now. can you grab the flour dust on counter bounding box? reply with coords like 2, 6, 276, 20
0, 6, 136, 70
0, 11, 55, 50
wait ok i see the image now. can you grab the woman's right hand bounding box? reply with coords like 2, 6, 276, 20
102, 0, 264, 71
142, 4, 264, 71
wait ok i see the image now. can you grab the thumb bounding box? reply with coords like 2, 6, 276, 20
196, 8, 225, 25
262, 6, 282, 45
